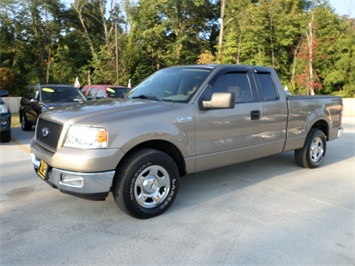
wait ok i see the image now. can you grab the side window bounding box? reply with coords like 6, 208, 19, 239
211, 72, 253, 103
81, 87, 88, 94
255, 73, 279, 101
96, 88, 107, 99
32, 89, 39, 100
86, 88, 95, 99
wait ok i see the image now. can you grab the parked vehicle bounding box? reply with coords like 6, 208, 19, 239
0, 97, 11, 142
81, 85, 130, 100
0, 90, 10, 97
30, 64, 343, 219
19, 84, 86, 131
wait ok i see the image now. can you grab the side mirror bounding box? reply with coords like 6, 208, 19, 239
0, 90, 9, 97
201, 92, 235, 110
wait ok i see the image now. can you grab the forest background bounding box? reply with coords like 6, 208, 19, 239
1, 0, 354, 97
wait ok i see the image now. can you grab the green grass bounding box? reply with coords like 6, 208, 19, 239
11, 112, 20, 128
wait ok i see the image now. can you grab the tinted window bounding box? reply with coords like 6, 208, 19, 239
41, 86, 86, 102
255, 73, 278, 101
107, 87, 129, 98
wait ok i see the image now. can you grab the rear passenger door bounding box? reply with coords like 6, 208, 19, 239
253, 69, 288, 155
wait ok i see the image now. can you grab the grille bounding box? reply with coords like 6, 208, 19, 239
36, 118, 63, 152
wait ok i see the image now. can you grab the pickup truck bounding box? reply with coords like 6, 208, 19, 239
30, 64, 343, 219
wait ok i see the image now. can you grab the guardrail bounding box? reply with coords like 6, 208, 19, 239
2, 96, 355, 116
342, 98, 355, 117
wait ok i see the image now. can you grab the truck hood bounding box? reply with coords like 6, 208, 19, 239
39, 98, 175, 126
45, 101, 83, 109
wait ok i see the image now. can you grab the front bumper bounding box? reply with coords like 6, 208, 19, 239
31, 153, 115, 200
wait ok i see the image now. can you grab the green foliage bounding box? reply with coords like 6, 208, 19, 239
0, 0, 353, 97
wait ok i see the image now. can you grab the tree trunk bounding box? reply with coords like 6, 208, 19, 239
73, 0, 98, 62
306, 12, 315, 95
217, 0, 226, 64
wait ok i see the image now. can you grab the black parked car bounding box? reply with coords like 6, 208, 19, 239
19, 84, 87, 131
0, 97, 11, 142
0, 89, 10, 97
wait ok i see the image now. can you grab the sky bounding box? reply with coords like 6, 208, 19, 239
328, 0, 355, 17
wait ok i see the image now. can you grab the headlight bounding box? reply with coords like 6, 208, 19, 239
0, 104, 9, 113
64, 125, 107, 149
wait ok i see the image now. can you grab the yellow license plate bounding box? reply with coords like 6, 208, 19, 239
37, 160, 49, 180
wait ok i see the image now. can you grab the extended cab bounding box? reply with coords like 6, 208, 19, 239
30, 65, 343, 218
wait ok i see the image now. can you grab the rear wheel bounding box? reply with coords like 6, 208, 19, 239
295, 128, 326, 168
21, 115, 32, 131
112, 149, 179, 219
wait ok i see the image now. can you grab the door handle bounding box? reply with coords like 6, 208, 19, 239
251, 110, 260, 120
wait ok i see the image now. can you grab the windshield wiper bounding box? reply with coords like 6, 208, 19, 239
131, 95, 160, 101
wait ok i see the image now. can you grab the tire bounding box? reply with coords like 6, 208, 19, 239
0, 129, 11, 142
112, 148, 179, 219
295, 128, 326, 168
21, 115, 32, 131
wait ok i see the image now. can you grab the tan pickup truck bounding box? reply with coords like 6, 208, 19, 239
30, 65, 343, 218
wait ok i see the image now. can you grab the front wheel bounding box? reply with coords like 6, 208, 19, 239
112, 149, 179, 219
21, 115, 32, 131
295, 128, 326, 168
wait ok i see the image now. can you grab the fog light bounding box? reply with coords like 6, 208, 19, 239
1, 120, 8, 126
61, 174, 84, 187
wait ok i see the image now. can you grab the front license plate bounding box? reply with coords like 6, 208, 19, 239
37, 160, 49, 180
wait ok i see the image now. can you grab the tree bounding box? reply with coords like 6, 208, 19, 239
0, 0, 353, 96
222, 0, 311, 85
296, 11, 322, 95
122, 0, 218, 84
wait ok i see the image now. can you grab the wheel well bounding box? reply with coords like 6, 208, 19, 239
311, 120, 329, 140
124, 140, 187, 177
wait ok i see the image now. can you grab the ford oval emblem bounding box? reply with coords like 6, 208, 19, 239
41, 127, 49, 137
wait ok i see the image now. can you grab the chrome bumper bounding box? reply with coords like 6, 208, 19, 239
31, 153, 115, 195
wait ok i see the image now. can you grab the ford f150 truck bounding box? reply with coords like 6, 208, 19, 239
30, 64, 343, 219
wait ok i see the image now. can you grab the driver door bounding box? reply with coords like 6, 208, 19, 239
194, 68, 262, 172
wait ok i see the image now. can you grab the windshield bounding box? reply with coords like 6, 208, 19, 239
106, 87, 130, 98
127, 67, 211, 102
41, 86, 87, 103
